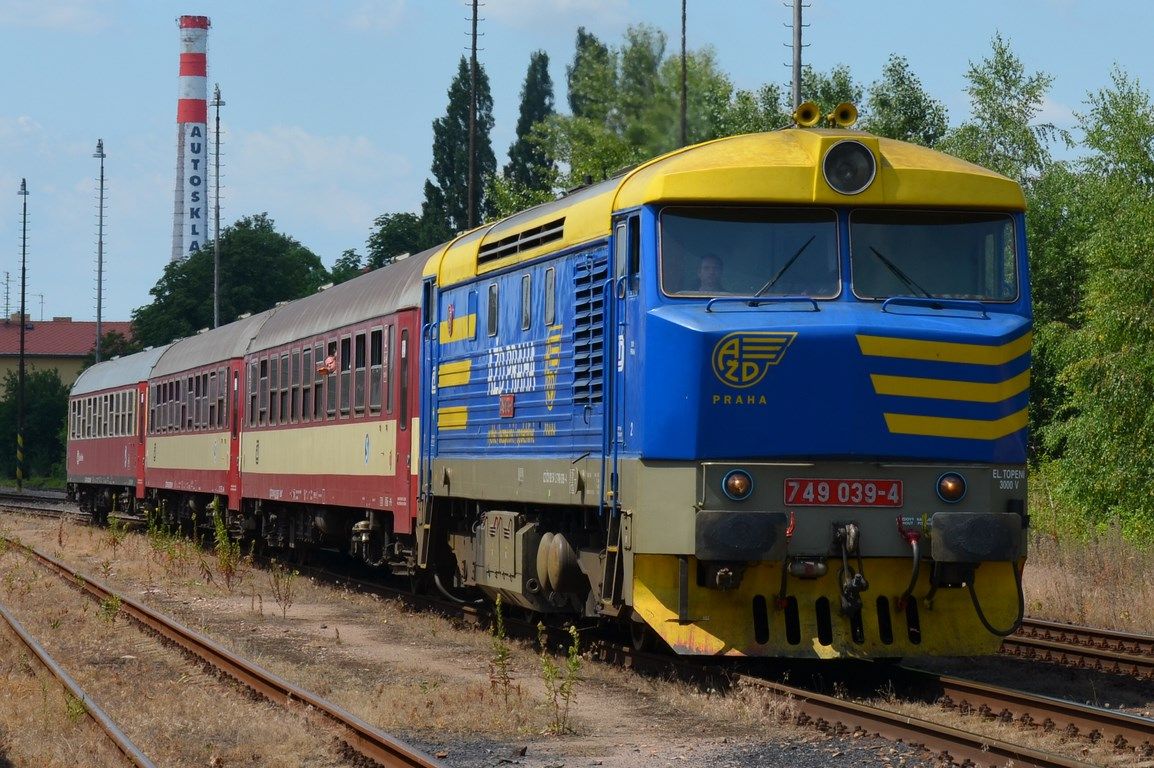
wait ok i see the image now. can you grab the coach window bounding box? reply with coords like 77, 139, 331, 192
369, 328, 383, 412
326, 340, 339, 418
488, 283, 499, 337
336, 334, 350, 415
290, 349, 301, 422
314, 342, 325, 420
194, 374, 203, 429
207, 372, 217, 428
199, 373, 208, 429
354, 332, 366, 415
187, 377, 195, 430
338, 336, 352, 416
302, 347, 314, 421
521, 274, 532, 330
218, 367, 227, 429
385, 325, 394, 414
247, 362, 258, 427
259, 358, 269, 426
269, 355, 279, 425
279, 353, 289, 424
186, 377, 194, 431
399, 329, 410, 429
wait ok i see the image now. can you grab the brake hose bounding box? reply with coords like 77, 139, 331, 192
967, 560, 1025, 637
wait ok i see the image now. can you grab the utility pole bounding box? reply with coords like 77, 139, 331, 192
16, 179, 28, 492
791, 0, 804, 108
94, 139, 106, 362
211, 84, 224, 328
467, 0, 479, 230
680, 0, 688, 147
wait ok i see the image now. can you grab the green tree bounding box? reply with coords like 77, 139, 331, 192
713, 83, 790, 136
567, 27, 616, 124
529, 115, 644, 190
1035, 70, 1154, 472
617, 24, 671, 152
1078, 66, 1154, 186
799, 64, 863, 117
365, 211, 435, 268
0, 368, 69, 479
938, 33, 1064, 182
131, 213, 328, 347
424, 56, 496, 234
1050, 184, 1154, 534
329, 248, 364, 285
505, 50, 556, 194
657, 45, 738, 146
861, 54, 947, 146
79, 330, 142, 371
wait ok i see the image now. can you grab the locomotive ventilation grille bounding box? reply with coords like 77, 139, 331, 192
477, 217, 565, 264
573, 252, 608, 405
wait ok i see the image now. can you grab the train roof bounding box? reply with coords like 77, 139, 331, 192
425, 127, 1026, 288
71, 343, 172, 396
151, 309, 277, 378
248, 247, 437, 353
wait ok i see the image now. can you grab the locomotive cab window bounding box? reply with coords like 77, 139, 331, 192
660, 207, 839, 298
849, 210, 1017, 301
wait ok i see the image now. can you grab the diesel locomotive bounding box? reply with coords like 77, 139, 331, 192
68, 102, 1030, 658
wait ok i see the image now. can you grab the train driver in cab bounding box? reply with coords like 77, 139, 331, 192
696, 253, 725, 292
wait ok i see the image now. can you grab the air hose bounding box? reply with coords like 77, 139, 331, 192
967, 560, 1025, 637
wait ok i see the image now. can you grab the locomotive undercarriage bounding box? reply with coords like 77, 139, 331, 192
428, 497, 609, 618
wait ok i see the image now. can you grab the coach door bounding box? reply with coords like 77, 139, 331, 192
227, 362, 243, 510
136, 382, 148, 499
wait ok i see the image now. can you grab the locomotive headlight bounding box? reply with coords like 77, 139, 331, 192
936, 472, 967, 503
722, 469, 753, 501
822, 140, 876, 195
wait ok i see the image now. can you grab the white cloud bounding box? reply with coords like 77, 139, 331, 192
481, 0, 626, 29
0, 0, 110, 29
344, 0, 407, 34
221, 125, 415, 256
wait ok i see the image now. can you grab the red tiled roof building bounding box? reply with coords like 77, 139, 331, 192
0, 315, 133, 385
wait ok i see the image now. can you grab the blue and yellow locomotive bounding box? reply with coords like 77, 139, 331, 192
418, 102, 1030, 658
68, 103, 1029, 659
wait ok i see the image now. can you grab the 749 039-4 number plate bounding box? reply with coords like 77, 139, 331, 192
784, 478, 903, 507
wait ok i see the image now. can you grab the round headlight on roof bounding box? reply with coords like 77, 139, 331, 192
822, 140, 876, 195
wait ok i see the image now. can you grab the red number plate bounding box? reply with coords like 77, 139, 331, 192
784, 478, 903, 507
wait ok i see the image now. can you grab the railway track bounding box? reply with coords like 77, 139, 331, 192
1004, 618, 1154, 680
3, 536, 446, 768
4, 501, 1152, 766
0, 600, 156, 767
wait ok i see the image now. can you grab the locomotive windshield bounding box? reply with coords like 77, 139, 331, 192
849, 210, 1017, 301
659, 207, 839, 298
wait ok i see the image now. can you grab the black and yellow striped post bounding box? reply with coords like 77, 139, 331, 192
16, 178, 28, 492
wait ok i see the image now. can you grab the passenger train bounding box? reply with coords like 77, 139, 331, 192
68, 103, 1031, 658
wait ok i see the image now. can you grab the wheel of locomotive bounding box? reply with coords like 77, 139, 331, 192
628, 616, 656, 652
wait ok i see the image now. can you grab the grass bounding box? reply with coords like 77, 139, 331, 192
1026, 467, 1154, 632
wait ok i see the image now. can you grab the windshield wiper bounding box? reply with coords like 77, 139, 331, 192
753, 235, 816, 297
868, 246, 932, 298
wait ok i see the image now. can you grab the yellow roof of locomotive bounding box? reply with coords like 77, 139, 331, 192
424, 128, 1026, 288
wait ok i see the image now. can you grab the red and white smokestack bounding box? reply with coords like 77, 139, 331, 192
171, 15, 210, 262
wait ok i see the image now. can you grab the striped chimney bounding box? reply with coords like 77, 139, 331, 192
171, 15, 210, 263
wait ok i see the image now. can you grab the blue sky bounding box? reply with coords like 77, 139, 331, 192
1, 0, 1148, 324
